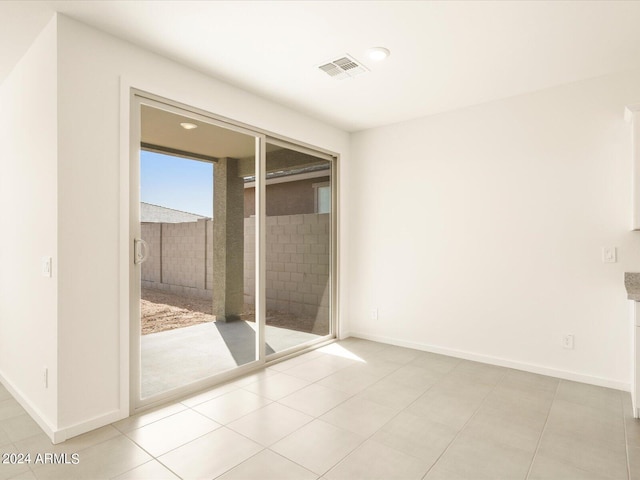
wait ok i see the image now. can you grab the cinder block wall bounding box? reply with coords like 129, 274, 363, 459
141, 218, 210, 299
244, 213, 330, 324
141, 214, 330, 320
141, 223, 161, 283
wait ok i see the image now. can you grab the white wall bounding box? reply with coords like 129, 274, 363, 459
0, 16, 58, 433
348, 70, 640, 389
55, 15, 349, 435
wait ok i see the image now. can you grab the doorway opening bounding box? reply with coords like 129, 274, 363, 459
130, 94, 337, 409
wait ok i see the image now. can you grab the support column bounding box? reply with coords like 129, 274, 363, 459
212, 157, 244, 322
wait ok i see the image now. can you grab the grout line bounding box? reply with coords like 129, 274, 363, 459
523, 378, 561, 479
420, 364, 508, 479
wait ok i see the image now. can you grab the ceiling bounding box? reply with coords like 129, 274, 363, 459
3, 1, 640, 132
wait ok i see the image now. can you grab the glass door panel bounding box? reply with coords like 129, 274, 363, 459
136, 101, 258, 402
261, 142, 333, 355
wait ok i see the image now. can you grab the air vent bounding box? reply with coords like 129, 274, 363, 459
318, 54, 369, 80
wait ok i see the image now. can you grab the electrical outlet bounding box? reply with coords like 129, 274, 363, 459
371, 308, 378, 321
43, 367, 48, 388
562, 334, 575, 350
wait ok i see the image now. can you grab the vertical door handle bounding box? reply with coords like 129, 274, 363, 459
134, 238, 149, 265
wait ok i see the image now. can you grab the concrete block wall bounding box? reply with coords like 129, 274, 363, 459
141, 223, 161, 283
244, 213, 330, 325
141, 214, 330, 322
141, 218, 210, 299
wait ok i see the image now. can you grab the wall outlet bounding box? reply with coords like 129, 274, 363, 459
371, 308, 378, 321
562, 334, 575, 350
43, 367, 48, 388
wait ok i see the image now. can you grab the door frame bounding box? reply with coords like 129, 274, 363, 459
126, 88, 339, 414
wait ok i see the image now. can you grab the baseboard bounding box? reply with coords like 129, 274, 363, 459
55, 409, 126, 444
348, 331, 630, 392
0, 370, 57, 442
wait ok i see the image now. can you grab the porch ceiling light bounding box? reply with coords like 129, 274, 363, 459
180, 122, 198, 130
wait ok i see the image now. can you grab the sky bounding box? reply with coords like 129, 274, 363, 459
140, 150, 213, 217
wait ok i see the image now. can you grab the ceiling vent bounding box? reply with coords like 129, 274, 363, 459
318, 54, 369, 80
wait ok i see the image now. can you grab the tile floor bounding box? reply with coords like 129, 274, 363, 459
1, 338, 638, 479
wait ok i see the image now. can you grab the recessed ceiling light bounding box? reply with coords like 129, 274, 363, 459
367, 47, 390, 61
180, 122, 198, 130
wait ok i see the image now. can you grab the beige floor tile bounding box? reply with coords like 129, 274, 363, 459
482, 382, 555, 417
528, 454, 610, 480
320, 396, 398, 437
0, 445, 31, 480
14, 426, 121, 457
460, 405, 544, 453
0, 399, 25, 422
267, 351, 323, 372
126, 409, 220, 457
242, 372, 310, 400
31, 436, 151, 480
112, 459, 180, 479
0, 414, 44, 443
326, 439, 430, 480
179, 382, 239, 408
405, 389, 483, 430
629, 445, 640, 480
430, 373, 494, 401
278, 383, 352, 417
157, 427, 262, 479
448, 360, 507, 386
536, 430, 628, 479
0, 428, 11, 447
111, 403, 187, 433
271, 420, 364, 476
353, 378, 425, 411
500, 369, 559, 393
425, 432, 533, 480
374, 345, 423, 364
283, 357, 348, 383
409, 352, 461, 374
371, 411, 458, 464
316, 369, 382, 396
6, 470, 37, 480
382, 364, 442, 390
627, 415, 640, 449
0, 387, 12, 402
227, 403, 313, 446
192, 389, 271, 424
227, 369, 277, 388
543, 398, 625, 448
555, 380, 623, 414
217, 449, 317, 480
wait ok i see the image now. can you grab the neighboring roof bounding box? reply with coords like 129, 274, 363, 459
141, 202, 209, 223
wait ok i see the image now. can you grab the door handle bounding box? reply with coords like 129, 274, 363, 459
134, 238, 149, 265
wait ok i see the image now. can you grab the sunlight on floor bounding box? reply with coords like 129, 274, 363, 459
317, 343, 366, 363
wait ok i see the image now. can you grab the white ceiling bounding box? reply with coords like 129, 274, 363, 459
3, 1, 640, 132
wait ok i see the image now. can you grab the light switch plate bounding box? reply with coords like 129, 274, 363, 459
602, 247, 617, 263
42, 257, 52, 277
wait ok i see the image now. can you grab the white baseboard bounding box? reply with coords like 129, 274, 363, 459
0, 369, 128, 444
347, 331, 630, 392
55, 409, 126, 444
0, 371, 57, 442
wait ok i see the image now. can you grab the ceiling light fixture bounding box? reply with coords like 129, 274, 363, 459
367, 47, 390, 61
180, 122, 198, 130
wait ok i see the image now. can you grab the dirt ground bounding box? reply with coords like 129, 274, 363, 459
141, 288, 324, 335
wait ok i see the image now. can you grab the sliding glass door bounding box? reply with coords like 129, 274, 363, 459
130, 93, 335, 409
